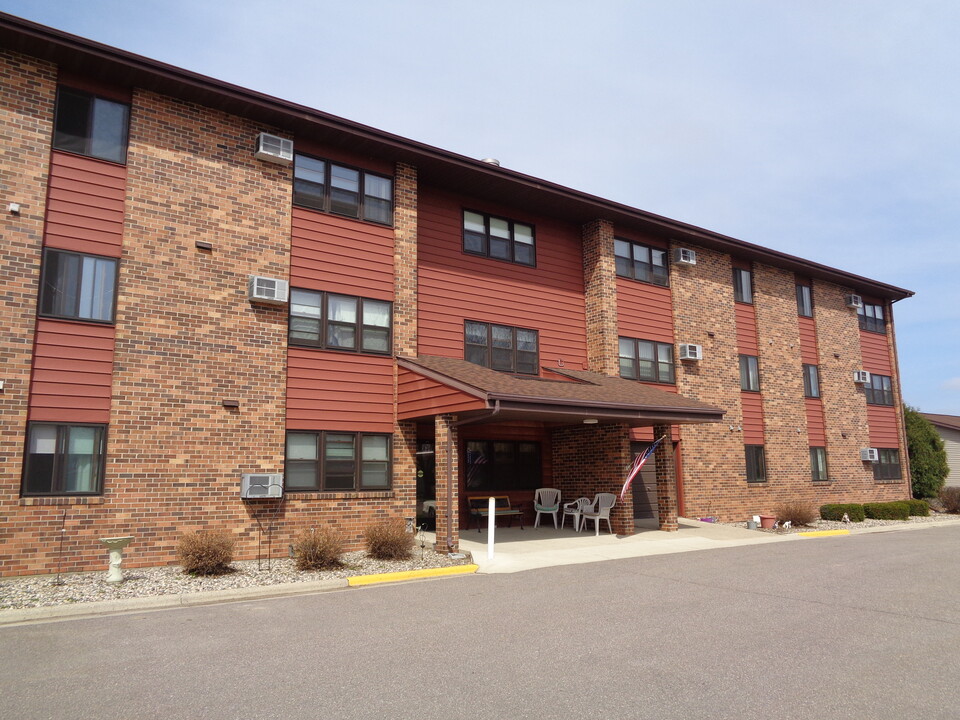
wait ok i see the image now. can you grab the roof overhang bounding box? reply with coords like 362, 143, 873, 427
0, 11, 914, 302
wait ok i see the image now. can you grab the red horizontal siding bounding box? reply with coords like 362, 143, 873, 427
735, 304, 758, 355
616, 279, 674, 344
290, 208, 394, 301
417, 188, 587, 371
29, 319, 114, 423
805, 397, 826, 445
397, 367, 486, 419
286, 348, 393, 432
43, 151, 126, 258
741, 392, 765, 444
859, 330, 892, 375
797, 316, 818, 365
867, 405, 900, 447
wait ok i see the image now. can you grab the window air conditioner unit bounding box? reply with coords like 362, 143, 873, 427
860, 448, 879, 463
241, 473, 284, 498
678, 344, 703, 361
254, 133, 293, 166
248, 276, 289, 305
672, 248, 697, 265
846, 294, 863, 309
853, 370, 871, 384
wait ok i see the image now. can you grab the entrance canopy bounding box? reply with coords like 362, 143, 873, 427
397, 355, 725, 427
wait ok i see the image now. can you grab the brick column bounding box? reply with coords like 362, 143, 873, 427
393, 162, 418, 357
434, 414, 459, 553
393, 419, 417, 523
654, 424, 678, 531
582, 219, 619, 375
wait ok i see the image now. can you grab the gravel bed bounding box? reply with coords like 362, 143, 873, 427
724, 512, 959, 534
0, 548, 472, 611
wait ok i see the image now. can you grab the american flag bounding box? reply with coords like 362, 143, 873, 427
465, 448, 487, 488
619, 435, 665, 501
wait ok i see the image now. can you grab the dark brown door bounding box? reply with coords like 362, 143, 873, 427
630, 442, 658, 519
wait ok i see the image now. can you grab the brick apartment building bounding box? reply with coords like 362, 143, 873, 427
0, 14, 913, 576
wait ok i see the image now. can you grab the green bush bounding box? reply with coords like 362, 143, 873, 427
905, 406, 949, 498
293, 527, 344, 570
906, 499, 929, 517
364, 518, 413, 560
177, 529, 235, 575
940, 487, 960, 514
773, 500, 818, 526
820, 503, 865, 522
863, 501, 910, 520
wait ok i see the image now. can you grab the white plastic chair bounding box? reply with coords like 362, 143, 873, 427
533, 488, 561, 529
561, 497, 591, 532
581, 493, 617, 536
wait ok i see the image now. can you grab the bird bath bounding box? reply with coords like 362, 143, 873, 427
100, 536, 134, 583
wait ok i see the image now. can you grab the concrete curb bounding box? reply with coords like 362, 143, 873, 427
347, 564, 478, 586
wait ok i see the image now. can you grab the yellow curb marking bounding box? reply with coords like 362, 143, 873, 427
348, 564, 479, 586
798, 530, 850, 537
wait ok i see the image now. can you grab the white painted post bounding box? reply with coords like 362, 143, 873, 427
487, 496, 495, 560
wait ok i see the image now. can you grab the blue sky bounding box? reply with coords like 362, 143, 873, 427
4, 0, 958, 414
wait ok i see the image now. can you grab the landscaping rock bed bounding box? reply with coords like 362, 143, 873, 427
726, 512, 958, 534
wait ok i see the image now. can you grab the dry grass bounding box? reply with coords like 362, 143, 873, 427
940, 487, 960, 514
176, 530, 235, 575
773, 500, 819, 527
364, 518, 414, 560
293, 527, 344, 570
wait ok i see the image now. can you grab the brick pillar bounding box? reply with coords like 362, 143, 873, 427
654, 424, 678, 531
393, 419, 417, 523
434, 414, 459, 553
582, 219, 619, 375
393, 162, 418, 357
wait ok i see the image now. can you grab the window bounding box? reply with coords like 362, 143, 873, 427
464, 440, 540, 491
39, 249, 118, 323
285, 432, 391, 491
464, 321, 539, 374
796, 284, 813, 317
739, 355, 760, 392
864, 374, 893, 405
858, 302, 885, 334
462, 211, 535, 266
293, 154, 393, 225
53, 87, 130, 164
619, 337, 675, 384
873, 448, 902, 481
614, 239, 668, 286
810, 447, 828, 481
802, 364, 820, 398
745, 445, 766, 483
733, 267, 753, 304
22, 423, 105, 496
289, 289, 391, 354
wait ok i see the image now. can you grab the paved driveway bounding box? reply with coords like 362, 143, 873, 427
2, 524, 958, 719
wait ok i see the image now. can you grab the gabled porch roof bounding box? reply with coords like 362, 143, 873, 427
397, 355, 725, 426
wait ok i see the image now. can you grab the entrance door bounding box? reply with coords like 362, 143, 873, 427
630, 442, 658, 519
415, 441, 436, 529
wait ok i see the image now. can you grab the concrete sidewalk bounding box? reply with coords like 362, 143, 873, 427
452, 517, 792, 573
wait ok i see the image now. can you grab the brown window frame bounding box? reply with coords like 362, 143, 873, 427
873, 448, 902, 481
462, 210, 536, 267
733, 267, 753, 304
810, 446, 828, 481
802, 364, 820, 398
745, 445, 766, 483
796, 284, 813, 317
53, 86, 130, 165
288, 288, 392, 355
285, 431, 392, 492
618, 337, 675, 384
21, 422, 107, 497
614, 238, 669, 287
864, 374, 894, 406
464, 439, 541, 492
857, 302, 886, 334
39, 248, 119, 324
292, 153, 394, 226
464, 321, 539, 375
739, 354, 760, 392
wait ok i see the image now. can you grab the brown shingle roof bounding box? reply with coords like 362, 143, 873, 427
921, 413, 960, 432
398, 355, 724, 425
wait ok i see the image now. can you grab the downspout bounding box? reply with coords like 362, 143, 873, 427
443, 400, 500, 552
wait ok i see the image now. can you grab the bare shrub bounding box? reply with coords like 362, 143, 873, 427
940, 487, 960, 514
177, 529, 235, 575
773, 500, 818, 527
293, 527, 344, 570
364, 518, 413, 560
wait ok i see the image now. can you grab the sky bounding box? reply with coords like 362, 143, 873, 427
3, 0, 959, 414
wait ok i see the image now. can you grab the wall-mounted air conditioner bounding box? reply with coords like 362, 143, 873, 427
846, 294, 863, 309
860, 448, 879, 463
672, 248, 697, 265
678, 344, 703, 361
248, 276, 289, 305
853, 370, 871, 384
254, 133, 293, 166
241, 473, 284, 498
